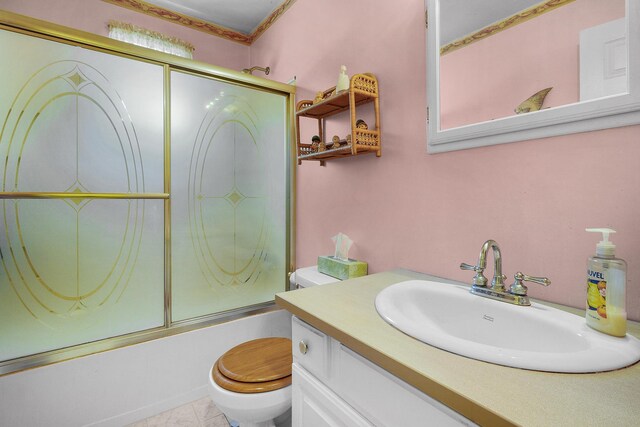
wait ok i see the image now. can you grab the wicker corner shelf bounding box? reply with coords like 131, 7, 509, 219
296, 73, 381, 165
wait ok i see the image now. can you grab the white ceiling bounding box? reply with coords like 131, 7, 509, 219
142, 0, 544, 43
440, 0, 544, 45
143, 0, 285, 35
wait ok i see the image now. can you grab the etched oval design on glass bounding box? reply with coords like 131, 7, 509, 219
188, 94, 268, 287
0, 61, 145, 326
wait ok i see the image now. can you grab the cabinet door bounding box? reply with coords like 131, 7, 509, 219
334, 345, 475, 426
292, 364, 372, 427
292, 316, 329, 380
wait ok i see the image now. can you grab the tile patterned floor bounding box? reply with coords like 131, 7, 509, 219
128, 397, 231, 427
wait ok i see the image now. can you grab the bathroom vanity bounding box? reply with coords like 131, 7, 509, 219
290, 316, 472, 426
276, 269, 640, 426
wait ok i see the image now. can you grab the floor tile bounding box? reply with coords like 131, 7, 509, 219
192, 397, 223, 422
146, 402, 199, 427
201, 414, 231, 427
132, 398, 230, 427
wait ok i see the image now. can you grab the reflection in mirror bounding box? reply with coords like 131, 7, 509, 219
426, 0, 640, 153
439, 0, 625, 129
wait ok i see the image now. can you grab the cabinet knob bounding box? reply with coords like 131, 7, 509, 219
299, 340, 308, 355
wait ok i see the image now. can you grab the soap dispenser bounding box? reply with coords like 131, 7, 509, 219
585, 228, 627, 337
336, 65, 349, 93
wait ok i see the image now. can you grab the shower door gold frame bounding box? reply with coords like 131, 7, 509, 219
0, 10, 296, 376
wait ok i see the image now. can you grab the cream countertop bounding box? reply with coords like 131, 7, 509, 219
275, 269, 640, 427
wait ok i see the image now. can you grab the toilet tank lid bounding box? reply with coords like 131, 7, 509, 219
294, 266, 340, 288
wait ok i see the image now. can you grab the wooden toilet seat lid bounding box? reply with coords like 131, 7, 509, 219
212, 360, 291, 393
218, 337, 292, 383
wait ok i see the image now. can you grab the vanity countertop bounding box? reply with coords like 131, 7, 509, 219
275, 269, 640, 427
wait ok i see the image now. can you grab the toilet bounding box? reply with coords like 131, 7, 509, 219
207, 266, 340, 427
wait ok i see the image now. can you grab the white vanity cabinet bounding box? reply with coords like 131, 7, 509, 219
291, 316, 475, 427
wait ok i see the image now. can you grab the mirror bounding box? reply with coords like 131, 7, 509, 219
426, 0, 640, 153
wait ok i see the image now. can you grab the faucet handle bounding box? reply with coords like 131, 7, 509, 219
460, 262, 488, 287
460, 262, 481, 271
509, 272, 551, 296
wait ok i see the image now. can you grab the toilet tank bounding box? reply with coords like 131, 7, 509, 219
290, 266, 340, 289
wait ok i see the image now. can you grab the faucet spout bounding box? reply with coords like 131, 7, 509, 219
460, 239, 550, 306
478, 240, 506, 291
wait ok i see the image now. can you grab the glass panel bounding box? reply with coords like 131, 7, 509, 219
170, 71, 287, 321
0, 30, 165, 361
0, 30, 164, 194
0, 199, 165, 361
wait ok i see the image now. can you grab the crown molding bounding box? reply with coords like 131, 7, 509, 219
441, 0, 575, 55
102, 0, 296, 45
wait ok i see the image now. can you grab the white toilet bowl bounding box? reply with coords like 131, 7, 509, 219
207, 369, 291, 427
208, 267, 340, 426
207, 337, 292, 427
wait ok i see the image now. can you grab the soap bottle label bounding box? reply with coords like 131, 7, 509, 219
586, 268, 607, 320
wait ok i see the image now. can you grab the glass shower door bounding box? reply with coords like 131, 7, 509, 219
0, 30, 166, 361
0, 19, 293, 372
170, 71, 288, 321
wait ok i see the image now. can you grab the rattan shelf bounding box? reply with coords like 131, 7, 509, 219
296, 73, 380, 165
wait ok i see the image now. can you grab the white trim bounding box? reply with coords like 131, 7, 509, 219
86, 387, 208, 427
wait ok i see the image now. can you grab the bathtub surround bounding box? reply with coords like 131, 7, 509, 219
0, 310, 291, 426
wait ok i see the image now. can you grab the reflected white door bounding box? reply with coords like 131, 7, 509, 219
580, 18, 627, 101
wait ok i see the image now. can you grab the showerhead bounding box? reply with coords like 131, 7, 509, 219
242, 66, 270, 75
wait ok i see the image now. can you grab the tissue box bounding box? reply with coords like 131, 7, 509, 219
317, 256, 368, 280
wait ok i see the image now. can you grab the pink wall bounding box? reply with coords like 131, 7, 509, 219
440, 0, 625, 128
0, 0, 249, 69
250, 0, 640, 320
2, 0, 639, 320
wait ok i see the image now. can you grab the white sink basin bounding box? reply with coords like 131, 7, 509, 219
375, 280, 640, 373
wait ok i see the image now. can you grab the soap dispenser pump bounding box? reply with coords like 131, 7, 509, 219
585, 228, 627, 337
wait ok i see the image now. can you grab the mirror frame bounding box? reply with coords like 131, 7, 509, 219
426, 0, 640, 153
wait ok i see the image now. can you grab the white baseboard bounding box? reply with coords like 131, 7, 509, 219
86, 386, 209, 427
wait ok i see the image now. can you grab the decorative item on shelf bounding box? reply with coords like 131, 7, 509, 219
311, 135, 321, 152
296, 100, 313, 111
331, 135, 341, 149
515, 87, 553, 114
295, 72, 380, 164
356, 119, 368, 129
336, 65, 350, 94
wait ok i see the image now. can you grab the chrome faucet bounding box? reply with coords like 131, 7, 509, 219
460, 239, 506, 291
460, 240, 550, 306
